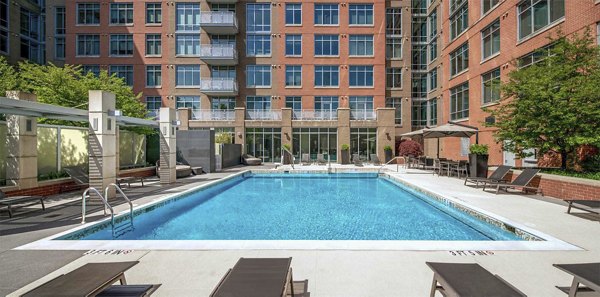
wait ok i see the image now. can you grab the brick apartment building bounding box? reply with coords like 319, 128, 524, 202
3, 0, 600, 164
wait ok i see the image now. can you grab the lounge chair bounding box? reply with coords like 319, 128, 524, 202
0, 189, 45, 218
242, 154, 262, 166
317, 154, 327, 165
301, 153, 311, 165
370, 154, 381, 166
553, 263, 600, 296
464, 165, 512, 188
426, 262, 527, 297
352, 154, 363, 167
482, 168, 542, 195
565, 200, 600, 216
63, 166, 90, 192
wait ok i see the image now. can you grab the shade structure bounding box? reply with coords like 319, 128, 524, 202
399, 129, 426, 138
422, 123, 477, 139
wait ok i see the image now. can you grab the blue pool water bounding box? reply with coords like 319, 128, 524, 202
61, 173, 523, 241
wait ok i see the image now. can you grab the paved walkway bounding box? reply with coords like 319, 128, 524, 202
2, 166, 600, 296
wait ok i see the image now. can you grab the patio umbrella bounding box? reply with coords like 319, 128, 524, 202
422, 124, 478, 158
399, 128, 426, 138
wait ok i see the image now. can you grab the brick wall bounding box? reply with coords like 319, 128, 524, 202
499, 170, 600, 201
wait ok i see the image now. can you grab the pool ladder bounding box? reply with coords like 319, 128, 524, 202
81, 184, 134, 237
377, 156, 407, 174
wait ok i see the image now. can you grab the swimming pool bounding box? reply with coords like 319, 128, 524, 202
58, 173, 528, 241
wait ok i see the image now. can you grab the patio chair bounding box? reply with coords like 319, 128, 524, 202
482, 168, 542, 195
352, 154, 363, 167
451, 160, 469, 179
0, 189, 46, 218
301, 153, 311, 165
317, 154, 327, 165
464, 165, 512, 188
370, 154, 381, 166
553, 263, 600, 296
564, 200, 600, 216
427, 262, 527, 297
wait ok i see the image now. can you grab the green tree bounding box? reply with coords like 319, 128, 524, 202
0, 56, 19, 95
487, 30, 600, 170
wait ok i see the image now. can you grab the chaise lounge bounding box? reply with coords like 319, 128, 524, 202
554, 262, 600, 296
564, 199, 600, 216
370, 154, 381, 166
242, 154, 262, 166
317, 153, 327, 165
0, 189, 46, 218
482, 168, 542, 195
464, 165, 512, 188
352, 154, 363, 167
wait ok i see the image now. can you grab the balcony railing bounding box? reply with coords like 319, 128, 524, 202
246, 110, 282, 120
350, 110, 376, 120
292, 110, 337, 120
191, 109, 235, 121
199, 44, 237, 59
200, 78, 238, 93
199, 11, 237, 27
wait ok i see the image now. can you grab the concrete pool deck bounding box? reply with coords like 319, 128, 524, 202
2, 165, 600, 296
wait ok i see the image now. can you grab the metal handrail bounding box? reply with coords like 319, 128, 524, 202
105, 183, 134, 228
81, 187, 113, 225
377, 156, 407, 173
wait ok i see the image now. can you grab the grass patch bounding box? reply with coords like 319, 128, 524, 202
541, 170, 600, 181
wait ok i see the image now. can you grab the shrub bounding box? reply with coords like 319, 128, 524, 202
215, 133, 232, 144
469, 144, 489, 155
282, 143, 291, 151
397, 140, 423, 157
341, 144, 350, 150
581, 154, 600, 172
384, 145, 392, 151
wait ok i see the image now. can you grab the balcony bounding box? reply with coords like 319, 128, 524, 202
191, 109, 236, 121
246, 110, 282, 121
292, 110, 337, 121
199, 11, 238, 34
199, 44, 238, 65
350, 110, 376, 120
200, 78, 238, 96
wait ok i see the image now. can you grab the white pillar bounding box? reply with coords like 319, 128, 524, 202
5, 91, 38, 189
88, 90, 117, 198
159, 107, 176, 184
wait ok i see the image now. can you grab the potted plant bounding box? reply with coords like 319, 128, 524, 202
384, 145, 393, 163
341, 144, 350, 164
469, 144, 489, 178
282, 144, 292, 164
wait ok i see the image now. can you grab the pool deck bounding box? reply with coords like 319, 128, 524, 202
2, 164, 600, 297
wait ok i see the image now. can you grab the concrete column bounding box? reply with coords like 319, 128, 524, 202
177, 107, 191, 131
159, 107, 176, 184
5, 91, 38, 189
337, 108, 351, 163
88, 90, 117, 198
377, 108, 396, 160
234, 107, 246, 147
281, 107, 293, 150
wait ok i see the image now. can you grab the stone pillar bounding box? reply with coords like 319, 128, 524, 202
234, 107, 246, 147
5, 91, 38, 189
177, 107, 191, 131
159, 107, 176, 184
337, 108, 351, 163
88, 90, 117, 198
377, 108, 396, 161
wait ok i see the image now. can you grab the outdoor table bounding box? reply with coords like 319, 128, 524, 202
554, 263, 600, 297
440, 160, 459, 177
211, 258, 294, 297
22, 261, 139, 297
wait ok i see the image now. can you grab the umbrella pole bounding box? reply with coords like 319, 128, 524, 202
437, 138, 440, 158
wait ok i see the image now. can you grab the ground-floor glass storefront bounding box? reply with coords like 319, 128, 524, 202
245, 128, 281, 162
350, 128, 377, 161
292, 128, 337, 162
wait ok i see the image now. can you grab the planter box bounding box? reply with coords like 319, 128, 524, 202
469, 154, 489, 178
384, 150, 393, 163
341, 150, 350, 164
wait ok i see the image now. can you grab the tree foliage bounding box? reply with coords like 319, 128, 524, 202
486, 30, 600, 170
397, 139, 423, 157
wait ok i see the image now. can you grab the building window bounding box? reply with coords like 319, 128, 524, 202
315, 34, 339, 56
211, 66, 236, 79
517, 43, 554, 68
110, 3, 133, 25
386, 37, 402, 59
146, 34, 161, 56
76, 34, 100, 56
386, 67, 402, 89
450, 82, 469, 120
285, 65, 302, 87
429, 98, 438, 126
429, 9, 437, 38
292, 128, 337, 161
482, 20, 500, 60
0, 30, 7, 54
212, 35, 236, 46
246, 65, 271, 87
482, 0, 500, 15
349, 4, 373, 25
450, 43, 469, 76
314, 4, 338, 25
315, 65, 339, 87
0, 0, 6, 54
176, 3, 200, 32
245, 128, 281, 162
412, 73, 427, 98
349, 35, 373, 56
386, 97, 402, 125
429, 38, 438, 61
82, 65, 100, 76
450, 0, 468, 40
110, 34, 133, 56
211, 4, 235, 12
175, 65, 201, 87
212, 97, 236, 110
146, 96, 162, 116
386, 8, 402, 36
146, 65, 162, 87
176, 96, 200, 113
412, 44, 427, 71
428, 68, 437, 91
285, 34, 302, 56
349, 66, 373, 87
518, 0, 564, 40
55, 7, 66, 35
349, 97, 374, 120
77, 3, 100, 25
246, 96, 271, 110
109, 65, 134, 86
146, 3, 162, 24
286, 96, 302, 111
482, 68, 500, 104
246, 34, 271, 56
315, 96, 338, 111
55, 37, 65, 59
176, 34, 200, 56
285, 3, 302, 25
247, 3, 271, 32
350, 128, 377, 160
